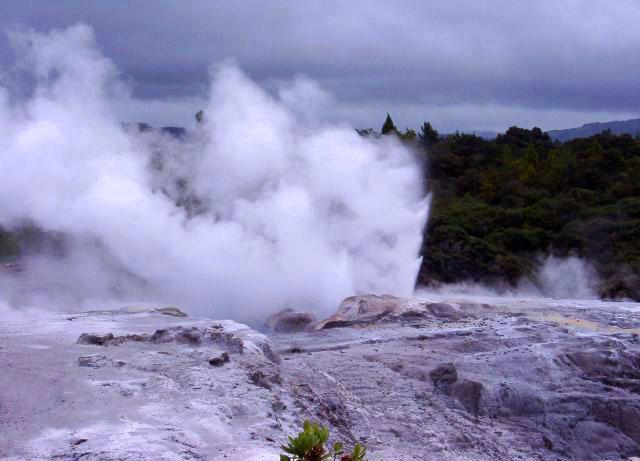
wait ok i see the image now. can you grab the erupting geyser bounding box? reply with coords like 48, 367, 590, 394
0, 25, 428, 320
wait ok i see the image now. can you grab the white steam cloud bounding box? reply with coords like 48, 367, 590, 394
0, 25, 428, 321
534, 255, 599, 299
416, 255, 600, 301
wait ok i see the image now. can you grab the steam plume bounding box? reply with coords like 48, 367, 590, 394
0, 25, 428, 320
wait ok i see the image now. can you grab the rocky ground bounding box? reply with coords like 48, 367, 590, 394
2, 295, 640, 460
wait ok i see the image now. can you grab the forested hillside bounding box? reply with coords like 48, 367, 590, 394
412, 123, 640, 300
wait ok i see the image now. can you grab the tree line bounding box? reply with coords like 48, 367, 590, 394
366, 114, 640, 300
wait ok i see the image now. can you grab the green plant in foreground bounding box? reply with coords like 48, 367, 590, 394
280, 420, 368, 461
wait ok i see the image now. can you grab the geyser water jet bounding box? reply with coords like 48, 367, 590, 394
0, 25, 428, 321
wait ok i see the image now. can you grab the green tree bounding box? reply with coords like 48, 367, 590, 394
355, 128, 374, 137
381, 113, 398, 135
541, 148, 566, 190
520, 142, 539, 184
419, 121, 439, 147
400, 128, 417, 141
523, 142, 539, 169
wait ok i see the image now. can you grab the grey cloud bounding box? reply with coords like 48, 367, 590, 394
2, 0, 639, 130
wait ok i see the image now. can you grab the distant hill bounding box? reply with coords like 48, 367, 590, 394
547, 118, 640, 142
442, 130, 499, 140
470, 130, 499, 140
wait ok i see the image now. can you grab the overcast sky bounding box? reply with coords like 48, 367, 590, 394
1, 0, 639, 132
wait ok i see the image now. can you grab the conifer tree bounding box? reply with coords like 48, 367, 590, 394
381, 113, 398, 135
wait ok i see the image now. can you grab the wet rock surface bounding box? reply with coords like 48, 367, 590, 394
3, 295, 640, 460
275, 295, 640, 461
0, 310, 285, 461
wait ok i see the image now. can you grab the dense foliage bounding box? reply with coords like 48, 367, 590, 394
412, 124, 640, 300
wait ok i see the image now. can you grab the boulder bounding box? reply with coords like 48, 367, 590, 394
77, 333, 123, 346
153, 307, 189, 317
429, 363, 458, 393
486, 383, 546, 417
265, 308, 315, 333
312, 294, 471, 330
209, 352, 230, 367
453, 379, 484, 415
248, 369, 281, 390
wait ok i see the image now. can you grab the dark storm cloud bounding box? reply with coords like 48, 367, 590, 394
1, 0, 639, 130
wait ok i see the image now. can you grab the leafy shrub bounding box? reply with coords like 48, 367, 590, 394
280, 420, 368, 461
